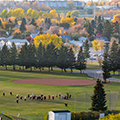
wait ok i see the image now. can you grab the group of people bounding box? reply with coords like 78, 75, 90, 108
2, 91, 71, 104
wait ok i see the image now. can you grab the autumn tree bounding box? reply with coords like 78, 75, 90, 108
71, 10, 79, 17
1, 9, 8, 19
99, 41, 105, 51
34, 33, 63, 49
12, 8, 25, 19
48, 10, 58, 19
31, 10, 39, 19
26, 8, 32, 17
92, 40, 100, 52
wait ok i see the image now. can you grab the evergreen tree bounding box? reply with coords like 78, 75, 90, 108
44, 42, 57, 72
96, 23, 103, 34
85, 21, 94, 36
57, 45, 69, 73
75, 47, 86, 73
30, 18, 36, 26
98, 16, 101, 23
90, 79, 107, 111
22, 18, 26, 24
9, 42, 17, 70
116, 48, 120, 72
112, 21, 119, 34
103, 20, 113, 40
83, 39, 90, 59
67, 48, 75, 73
1, 44, 9, 70
27, 43, 36, 71
15, 19, 17, 25
36, 42, 45, 71
102, 53, 111, 82
91, 20, 96, 28
18, 42, 28, 70
20, 20, 26, 33
104, 43, 109, 57
109, 40, 118, 74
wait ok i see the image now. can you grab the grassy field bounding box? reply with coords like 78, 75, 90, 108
0, 69, 120, 120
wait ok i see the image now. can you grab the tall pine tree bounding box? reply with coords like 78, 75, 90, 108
67, 48, 75, 73
36, 42, 45, 71
83, 39, 90, 59
9, 42, 17, 70
109, 40, 118, 74
103, 20, 113, 40
1, 44, 9, 70
57, 45, 69, 73
90, 79, 107, 111
44, 42, 57, 72
75, 47, 86, 73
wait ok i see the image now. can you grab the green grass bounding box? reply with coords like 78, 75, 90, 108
112, 75, 120, 79
0, 69, 120, 120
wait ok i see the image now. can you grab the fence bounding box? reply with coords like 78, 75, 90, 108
74, 90, 119, 112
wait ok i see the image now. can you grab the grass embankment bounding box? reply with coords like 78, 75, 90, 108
0, 69, 120, 120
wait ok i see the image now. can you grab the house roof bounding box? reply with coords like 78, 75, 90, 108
52, 110, 70, 113
60, 35, 72, 41
96, 37, 109, 41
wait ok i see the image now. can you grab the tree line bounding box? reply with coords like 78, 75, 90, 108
0, 40, 90, 73
102, 41, 120, 82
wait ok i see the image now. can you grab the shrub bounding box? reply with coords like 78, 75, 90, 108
87, 9, 93, 14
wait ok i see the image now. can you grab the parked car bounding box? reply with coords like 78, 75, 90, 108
89, 56, 96, 60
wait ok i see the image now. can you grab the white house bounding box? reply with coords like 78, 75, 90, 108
48, 110, 71, 120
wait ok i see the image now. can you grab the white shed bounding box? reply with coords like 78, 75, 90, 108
48, 110, 71, 120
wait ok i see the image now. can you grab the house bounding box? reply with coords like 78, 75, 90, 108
78, 36, 87, 43
48, 110, 71, 120
60, 35, 72, 41
0, 35, 29, 49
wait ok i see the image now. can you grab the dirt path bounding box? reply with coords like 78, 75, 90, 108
13, 78, 96, 86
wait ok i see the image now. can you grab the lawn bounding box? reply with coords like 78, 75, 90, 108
0, 69, 120, 120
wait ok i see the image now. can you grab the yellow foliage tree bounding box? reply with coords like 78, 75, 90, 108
12, 29, 21, 35
60, 17, 75, 27
92, 40, 100, 52
31, 10, 39, 19
86, 1, 93, 6
2, 22, 7, 29
112, 14, 120, 24
34, 33, 63, 48
12, 8, 25, 19
48, 10, 58, 19
98, 1, 105, 6
99, 41, 105, 51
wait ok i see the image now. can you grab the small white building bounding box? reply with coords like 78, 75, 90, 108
48, 110, 71, 120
